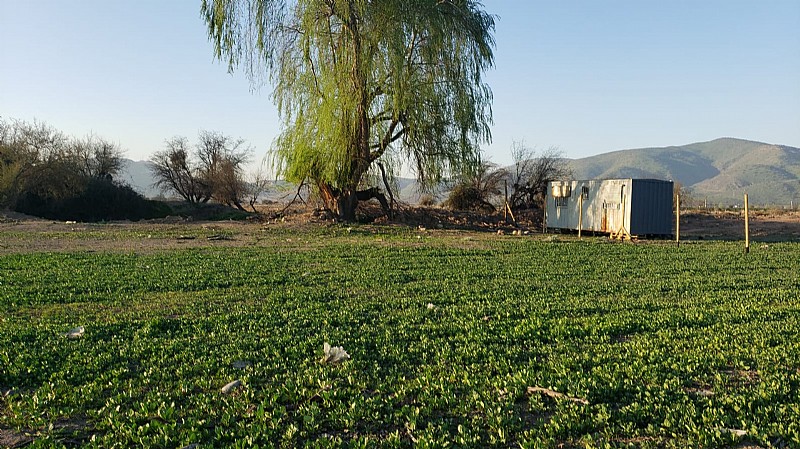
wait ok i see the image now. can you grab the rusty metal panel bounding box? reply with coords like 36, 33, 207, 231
601, 207, 608, 232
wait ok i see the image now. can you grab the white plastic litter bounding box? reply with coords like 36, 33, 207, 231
321, 342, 350, 364
221, 380, 242, 394
65, 326, 85, 339
719, 428, 747, 437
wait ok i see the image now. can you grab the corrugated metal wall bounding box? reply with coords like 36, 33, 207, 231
629, 179, 673, 235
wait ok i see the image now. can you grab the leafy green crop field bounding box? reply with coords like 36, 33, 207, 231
1, 226, 799, 448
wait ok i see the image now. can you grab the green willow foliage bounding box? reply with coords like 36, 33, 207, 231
202, 0, 495, 218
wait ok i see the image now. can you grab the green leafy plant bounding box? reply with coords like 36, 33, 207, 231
1, 231, 798, 447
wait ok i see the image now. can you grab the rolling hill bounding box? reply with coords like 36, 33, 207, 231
118, 159, 161, 199
567, 138, 800, 206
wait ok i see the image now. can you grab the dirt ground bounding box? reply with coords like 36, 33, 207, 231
679, 209, 800, 242
1, 206, 799, 254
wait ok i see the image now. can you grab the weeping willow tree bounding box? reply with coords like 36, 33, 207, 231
202, 0, 495, 220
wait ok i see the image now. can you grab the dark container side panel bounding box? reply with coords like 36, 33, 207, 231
629, 180, 673, 235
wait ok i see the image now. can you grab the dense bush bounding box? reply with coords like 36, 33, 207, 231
443, 184, 496, 212
14, 178, 170, 221
2, 118, 171, 221
443, 160, 506, 212
418, 194, 438, 207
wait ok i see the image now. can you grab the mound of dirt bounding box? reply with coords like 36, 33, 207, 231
0, 209, 45, 223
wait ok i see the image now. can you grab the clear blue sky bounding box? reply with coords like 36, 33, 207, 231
2, 1, 799, 169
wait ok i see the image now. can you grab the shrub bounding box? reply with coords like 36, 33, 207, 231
444, 184, 495, 212
419, 194, 438, 207
14, 178, 170, 221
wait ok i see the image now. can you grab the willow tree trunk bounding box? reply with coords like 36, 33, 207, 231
318, 183, 358, 221
318, 181, 391, 221
336, 190, 358, 221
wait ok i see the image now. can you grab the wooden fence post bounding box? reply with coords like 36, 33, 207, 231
676, 193, 680, 245
744, 193, 750, 254
543, 191, 547, 233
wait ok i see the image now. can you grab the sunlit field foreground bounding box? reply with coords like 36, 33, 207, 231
1, 224, 799, 448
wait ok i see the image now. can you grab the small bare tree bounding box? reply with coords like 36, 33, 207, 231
149, 132, 252, 209
508, 142, 572, 211
150, 137, 211, 203
195, 131, 251, 210
70, 134, 124, 180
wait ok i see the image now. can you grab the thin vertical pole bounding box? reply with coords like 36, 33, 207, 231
543, 189, 547, 234
620, 189, 626, 236
676, 193, 680, 245
744, 193, 750, 254
578, 193, 583, 239
503, 181, 508, 222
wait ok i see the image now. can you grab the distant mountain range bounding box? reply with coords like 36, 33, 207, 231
120, 137, 800, 207
118, 159, 161, 199
567, 138, 800, 206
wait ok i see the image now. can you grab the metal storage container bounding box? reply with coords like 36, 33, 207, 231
546, 179, 673, 236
